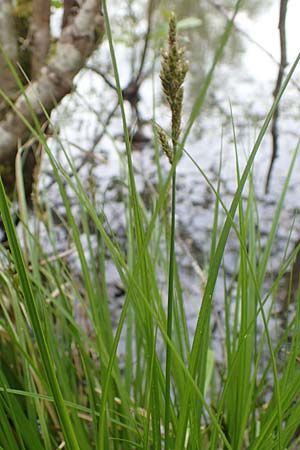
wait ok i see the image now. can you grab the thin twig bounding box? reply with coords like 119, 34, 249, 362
43, 100, 119, 192
265, 0, 289, 193
85, 65, 117, 91
135, 0, 156, 85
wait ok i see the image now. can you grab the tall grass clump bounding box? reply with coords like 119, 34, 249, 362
1, 1, 300, 449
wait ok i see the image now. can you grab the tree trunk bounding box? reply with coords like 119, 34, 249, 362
30, 0, 51, 78
0, 0, 19, 118
0, 0, 104, 196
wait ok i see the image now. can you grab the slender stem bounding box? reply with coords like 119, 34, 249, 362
165, 147, 177, 450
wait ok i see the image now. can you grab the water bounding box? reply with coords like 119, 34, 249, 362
44, 0, 300, 362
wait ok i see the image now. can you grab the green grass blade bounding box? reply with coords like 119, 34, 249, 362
0, 178, 81, 450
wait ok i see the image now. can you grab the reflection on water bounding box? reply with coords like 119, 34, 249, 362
52, 0, 300, 261
53, 0, 300, 242
167, 0, 274, 103
49, 0, 300, 359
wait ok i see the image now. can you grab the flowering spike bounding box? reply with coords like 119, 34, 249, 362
159, 12, 188, 157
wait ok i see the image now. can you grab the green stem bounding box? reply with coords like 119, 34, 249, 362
164, 149, 177, 450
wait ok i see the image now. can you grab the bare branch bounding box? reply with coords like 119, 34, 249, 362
30, 0, 51, 77
135, 0, 156, 85
86, 66, 117, 91
265, 0, 289, 193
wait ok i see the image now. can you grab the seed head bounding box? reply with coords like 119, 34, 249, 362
159, 13, 188, 150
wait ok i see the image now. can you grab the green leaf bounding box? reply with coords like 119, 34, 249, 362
51, 0, 63, 8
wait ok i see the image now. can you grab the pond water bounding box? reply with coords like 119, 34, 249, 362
45, 0, 300, 362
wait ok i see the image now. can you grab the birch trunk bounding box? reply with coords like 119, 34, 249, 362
0, 0, 104, 194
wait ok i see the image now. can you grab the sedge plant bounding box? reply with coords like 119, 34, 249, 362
1, 1, 300, 449
156, 12, 188, 450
